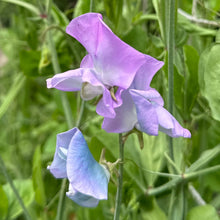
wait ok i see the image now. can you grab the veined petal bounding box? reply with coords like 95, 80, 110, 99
102, 90, 137, 133
66, 13, 148, 89
130, 89, 159, 136
67, 128, 110, 200
155, 105, 191, 138
66, 184, 99, 208
46, 69, 83, 91
133, 57, 164, 91
48, 128, 78, 178
80, 54, 94, 68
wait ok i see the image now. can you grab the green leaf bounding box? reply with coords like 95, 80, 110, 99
122, 25, 148, 53
0, 185, 8, 219
203, 44, 220, 121
186, 205, 219, 220
74, 0, 90, 18
188, 144, 220, 172
19, 50, 41, 77
32, 146, 46, 206
2, 0, 40, 15
3, 179, 34, 219
0, 74, 26, 120
141, 198, 167, 220
152, 0, 167, 43
184, 45, 199, 114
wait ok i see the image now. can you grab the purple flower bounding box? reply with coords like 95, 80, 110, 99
102, 63, 191, 138
48, 128, 110, 207
46, 13, 162, 118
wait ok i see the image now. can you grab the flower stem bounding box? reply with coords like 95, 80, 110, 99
114, 133, 124, 220
0, 156, 32, 220
167, 0, 176, 161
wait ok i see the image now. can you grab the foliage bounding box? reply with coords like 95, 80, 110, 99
0, 0, 220, 219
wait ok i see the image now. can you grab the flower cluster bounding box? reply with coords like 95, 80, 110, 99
47, 13, 191, 207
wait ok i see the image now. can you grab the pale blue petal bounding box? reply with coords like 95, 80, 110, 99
48, 128, 78, 178
66, 184, 99, 208
67, 128, 110, 200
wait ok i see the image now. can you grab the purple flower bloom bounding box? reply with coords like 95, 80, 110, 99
48, 128, 110, 207
102, 63, 191, 138
46, 13, 162, 118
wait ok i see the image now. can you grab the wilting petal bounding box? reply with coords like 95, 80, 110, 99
102, 91, 137, 133
66, 13, 148, 89
48, 128, 78, 178
67, 128, 110, 200
155, 105, 191, 138
133, 57, 164, 91
47, 69, 83, 91
129, 89, 159, 136
66, 184, 99, 208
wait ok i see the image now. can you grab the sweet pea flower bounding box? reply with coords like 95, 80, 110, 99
48, 127, 110, 207
102, 63, 191, 138
46, 13, 163, 118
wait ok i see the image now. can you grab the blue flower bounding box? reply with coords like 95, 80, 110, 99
48, 127, 110, 207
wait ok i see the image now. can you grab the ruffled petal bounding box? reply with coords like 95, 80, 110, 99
66, 13, 148, 89
102, 91, 137, 133
66, 184, 99, 208
154, 105, 191, 138
129, 89, 159, 136
46, 69, 83, 91
133, 57, 164, 90
48, 128, 78, 178
67, 128, 110, 200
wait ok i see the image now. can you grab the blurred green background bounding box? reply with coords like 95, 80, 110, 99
0, 0, 220, 219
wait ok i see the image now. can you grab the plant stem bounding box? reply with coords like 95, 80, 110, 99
0, 156, 32, 220
167, 0, 175, 161
114, 134, 125, 220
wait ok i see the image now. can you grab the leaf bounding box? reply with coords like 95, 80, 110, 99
141, 198, 167, 220
74, 0, 90, 18
203, 44, 220, 121
188, 144, 220, 172
3, 179, 34, 219
0, 74, 26, 120
32, 146, 46, 206
0, 185, 8, 219
2, 0, 40, 15
186, 205, 219, 220
184, 45, 199, 113
19, 50, 41, 77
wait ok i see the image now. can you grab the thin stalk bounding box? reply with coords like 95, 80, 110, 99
113, 134, 125, 220
47, 2, 74, 219
147, 164, 220, 196
0, 156, 32, 220
167, 0, 176, 161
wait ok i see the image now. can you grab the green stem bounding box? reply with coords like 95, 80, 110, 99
167, 0, 176, 161
113, 134, 125, 220
147, 164, 220, 196
0, 156, 32, 220
46, 2, 74, 219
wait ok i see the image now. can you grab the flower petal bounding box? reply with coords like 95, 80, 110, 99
129, 89, 159, 136
66, 184, 99, 208
154, 105, 191, 138
46, 69, 83, 91
102, 91, 137, 133
66, 13, 148, 89
48, 128, 78, 178
133, 57, 164, 90
67, 128, 110, 200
